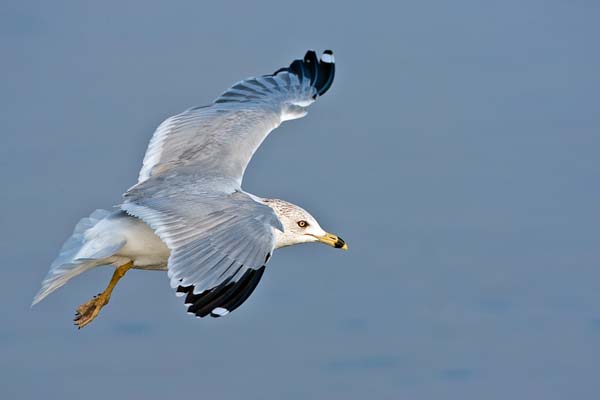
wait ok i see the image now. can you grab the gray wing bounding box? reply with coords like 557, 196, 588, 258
122, 172, 284, 315
136, 50, 335, 186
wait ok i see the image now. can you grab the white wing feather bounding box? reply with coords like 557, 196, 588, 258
122, 175, 282, 294
124, 50, 335, 310
136, 50, 335, 186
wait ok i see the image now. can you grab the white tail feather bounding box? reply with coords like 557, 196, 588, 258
32, 209, 125, 306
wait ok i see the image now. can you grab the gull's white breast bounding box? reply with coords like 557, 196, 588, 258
90, 212, 170, 270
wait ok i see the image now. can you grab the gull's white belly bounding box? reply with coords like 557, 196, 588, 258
94, 212, 170, 270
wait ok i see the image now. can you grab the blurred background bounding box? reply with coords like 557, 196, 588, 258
1, 1, 599, 399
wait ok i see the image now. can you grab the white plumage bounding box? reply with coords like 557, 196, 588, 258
33, 50, 346, 326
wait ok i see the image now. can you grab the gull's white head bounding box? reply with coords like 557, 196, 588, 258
263, 199, 347, 250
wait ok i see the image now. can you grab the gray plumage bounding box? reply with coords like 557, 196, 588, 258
137, 63, 319, 185
122, 50, 335, 297
122, 174, 283, 294
33, 50, 344, 319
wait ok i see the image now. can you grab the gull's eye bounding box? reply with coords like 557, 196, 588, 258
297, 220, 309, 228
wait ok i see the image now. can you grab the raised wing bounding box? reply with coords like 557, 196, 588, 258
122, 172, 283, 317
137, 50, 335, 186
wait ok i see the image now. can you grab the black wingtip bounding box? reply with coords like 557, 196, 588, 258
303, 51, 319, 86
272, 49, 335, 98
314, 50, 335, 97
177, 266, 266, 318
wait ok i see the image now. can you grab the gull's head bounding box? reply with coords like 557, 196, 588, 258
264, 199, 347, 250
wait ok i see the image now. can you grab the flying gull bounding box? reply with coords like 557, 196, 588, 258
32, 50, 346, 328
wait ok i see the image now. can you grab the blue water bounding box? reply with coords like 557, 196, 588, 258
2, 1, 600, 398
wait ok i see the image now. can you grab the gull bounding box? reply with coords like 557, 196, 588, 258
32, 50, 347, 328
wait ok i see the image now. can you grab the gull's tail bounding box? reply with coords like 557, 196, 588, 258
32, 209, 125, 306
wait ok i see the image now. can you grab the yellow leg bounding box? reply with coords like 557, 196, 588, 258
74, 261, 133, 329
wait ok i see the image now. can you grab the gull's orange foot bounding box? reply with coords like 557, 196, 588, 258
74, 293, 108, 329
